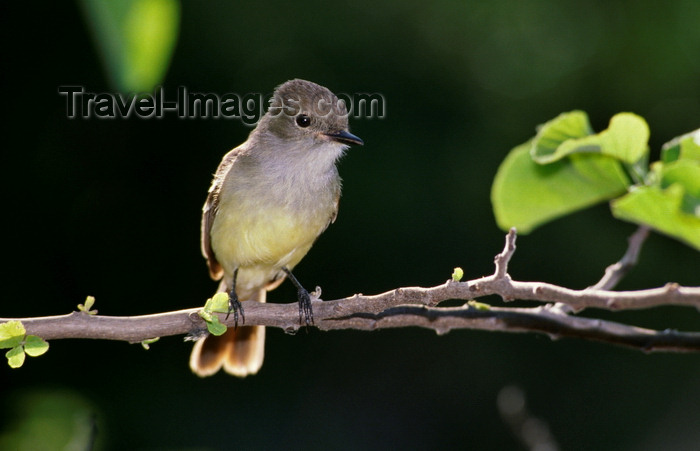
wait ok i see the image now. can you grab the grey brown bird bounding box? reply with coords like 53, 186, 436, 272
190, 79, 363, 377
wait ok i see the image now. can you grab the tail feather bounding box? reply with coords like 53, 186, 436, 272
190, 288, 266, 377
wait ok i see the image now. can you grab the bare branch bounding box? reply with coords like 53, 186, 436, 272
494, 227, 518, 279
2, 230, 699, 353
591, 225, 650, 290
466, 278, 700, 312
313, 304, 700, 353
5, 296, 700, 353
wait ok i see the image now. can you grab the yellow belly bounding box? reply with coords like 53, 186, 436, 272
209, 192, 330, 293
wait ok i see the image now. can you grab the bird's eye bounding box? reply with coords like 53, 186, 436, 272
296, 114, 311, 128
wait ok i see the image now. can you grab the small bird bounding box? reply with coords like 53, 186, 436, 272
190, 79, 363, 377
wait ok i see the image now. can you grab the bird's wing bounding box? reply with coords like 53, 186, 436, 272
201, 147, 241, 280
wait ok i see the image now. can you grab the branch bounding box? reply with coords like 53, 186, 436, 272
591, 225, 650, 290
6, 294, 700, 353
2, 229, 699, 353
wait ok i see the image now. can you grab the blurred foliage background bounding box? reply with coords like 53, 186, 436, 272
1, 0, 699, 449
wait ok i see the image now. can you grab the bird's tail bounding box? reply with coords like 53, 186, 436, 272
189, 286, 266, 377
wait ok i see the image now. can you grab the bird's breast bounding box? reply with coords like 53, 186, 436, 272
209, 169, 339, 272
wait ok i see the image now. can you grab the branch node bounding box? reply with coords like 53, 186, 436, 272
494, 228, 518, 279
283, 325, 301, 335
545, 303, 574, 315
665, 282, 680, 293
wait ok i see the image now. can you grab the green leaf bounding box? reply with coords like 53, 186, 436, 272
596, 113, 650, 163
23, 335, 49, 357
531, 110, 593, 163
77, 295, 98, 315
0, 320, 26, 349
6, 346, 25, 368
492, 141, 629, 233
467, 300, 491, 310
451, 267, 464, 282
197, 309, 213, 322
612, 183, 700, 250
141, 337, 160, 350
661, 129, 700, 163
206, 316, 228, 336
612, 130, 699, 250
199, 293, 230, 335
660, 160, 700, 212
80, 0, 180, 92
532, 112, 649, 165
204, 292, 232, 313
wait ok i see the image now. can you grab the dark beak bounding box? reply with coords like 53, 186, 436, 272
325, 130, 364, 146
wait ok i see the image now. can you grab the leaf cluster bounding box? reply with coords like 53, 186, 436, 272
492, 111, 700, 249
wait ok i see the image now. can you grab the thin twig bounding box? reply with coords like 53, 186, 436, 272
494, 227, 517, 279
591, 226, 650, 290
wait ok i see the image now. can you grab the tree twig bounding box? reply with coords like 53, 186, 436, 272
591, 225, 650, 290
2, 229, 699, 353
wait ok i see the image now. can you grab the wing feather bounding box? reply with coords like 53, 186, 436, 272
201, 147, 242, 280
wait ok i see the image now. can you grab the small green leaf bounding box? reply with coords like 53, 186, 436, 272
468, 300, 491, 310
77, 295, 98, 314
451, 267, 464, 282
140, 337, 160, 350
612, 183, 700, 250
204, 292, 231, 313
6, 346, 25, 368
206, 316, 227, 336
23, 335, 49, 357
83, 295, 95, 310
531, 110, 593, 163
199, 293, 229, 336
492, 142, 629, 233
0, 321, 26, 349
198, 309, 213, 322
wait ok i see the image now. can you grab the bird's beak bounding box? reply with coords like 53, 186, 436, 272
325, 130, 364, 146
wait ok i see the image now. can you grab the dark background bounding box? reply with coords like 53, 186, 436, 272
2, 1, 699, 450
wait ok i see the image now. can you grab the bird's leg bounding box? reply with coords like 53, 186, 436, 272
226, 268, 245, 328
282, 267, 314, 327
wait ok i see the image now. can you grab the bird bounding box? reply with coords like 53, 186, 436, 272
189, 79, 363, 377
